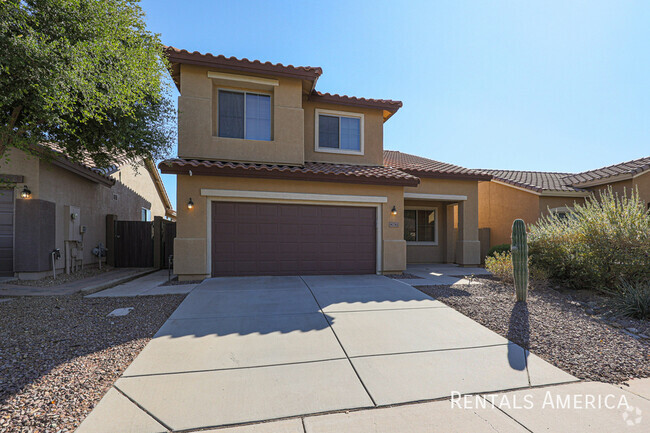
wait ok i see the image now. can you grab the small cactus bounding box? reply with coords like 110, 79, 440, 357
511, 219, 529, 302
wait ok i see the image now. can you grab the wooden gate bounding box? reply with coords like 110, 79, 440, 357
114, 221, 154, 267
161, 219, 176, 269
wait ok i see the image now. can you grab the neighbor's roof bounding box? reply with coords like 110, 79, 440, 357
478, 170, 582, 193
383, 150, 492, 181
41, 143, 176, 215
159, 158, 420, 187
480, 155, 650, 194
561, 156, 650, 186
164, 46, 323, 81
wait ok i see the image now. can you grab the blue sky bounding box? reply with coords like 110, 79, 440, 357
141, 0, 650, 208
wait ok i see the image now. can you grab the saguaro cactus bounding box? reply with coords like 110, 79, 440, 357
511, 219, 529, 302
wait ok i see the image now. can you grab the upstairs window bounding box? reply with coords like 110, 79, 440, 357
315, 109, 363, 154
218, 90, 271, 140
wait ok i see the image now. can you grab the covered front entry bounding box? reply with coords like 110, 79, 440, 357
211, 201, 377, 276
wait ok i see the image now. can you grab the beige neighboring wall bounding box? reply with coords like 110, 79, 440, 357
303, 99, 384, 166
175, 175, 405, 280
539, 195, 586, 217
585, 173, 650, 206
111, 160, 167, 219
38, 161, 153, 269
0, 149, 40, 199
405, 178, 481, 265
478, 181, 540, 247
177, 64, 305, 165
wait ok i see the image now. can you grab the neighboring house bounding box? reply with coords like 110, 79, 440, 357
160, 47, 490, 280
0, 145, 175, 278
478, 156, 650, 247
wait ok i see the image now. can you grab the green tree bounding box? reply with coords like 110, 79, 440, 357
0, 0, 175, 168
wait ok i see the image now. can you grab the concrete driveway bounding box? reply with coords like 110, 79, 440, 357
77, 274, 576, 432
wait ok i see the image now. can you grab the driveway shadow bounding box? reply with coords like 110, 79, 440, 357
506, 302, 530, 371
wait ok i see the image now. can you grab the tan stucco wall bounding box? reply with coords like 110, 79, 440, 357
38, 162, 155, 270
0, 149, 40, 199
478, 181, 540, 247
633, 171, 650, 206
111, 161, 166, 219
177, 64, 305, 165
302, 100, 384, 166
175, 175, 405, 279
538, 196, 586, 217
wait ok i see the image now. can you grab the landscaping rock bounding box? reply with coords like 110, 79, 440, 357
0, 294, 184, 432
417, 278, 649, 384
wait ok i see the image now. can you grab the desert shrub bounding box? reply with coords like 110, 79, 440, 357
486, 243, 511, 259
610, 280, 650, 319
485, 251, 513, 284
485, 251, 548, 286
529, 187, 650, 291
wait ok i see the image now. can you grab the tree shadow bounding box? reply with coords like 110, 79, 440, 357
506, 301, 530, 371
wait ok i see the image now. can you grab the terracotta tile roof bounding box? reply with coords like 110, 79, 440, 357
561, 156, 650, 185
383, 150, 492, 181
309, 91, 402, 114
164, 46, 323, 80
158, 158, 420, 187
479, 169, 583, 193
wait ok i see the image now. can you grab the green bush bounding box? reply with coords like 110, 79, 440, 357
485, 251, 513, 284
486, 243, 511, 259
610, 280, 650, 319
529, 187, 650, 291
485, 251, 548, 286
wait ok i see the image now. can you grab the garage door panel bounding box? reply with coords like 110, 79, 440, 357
212, 202, 376, 277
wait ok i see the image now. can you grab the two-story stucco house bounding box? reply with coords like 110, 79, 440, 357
160, 47, 491, 280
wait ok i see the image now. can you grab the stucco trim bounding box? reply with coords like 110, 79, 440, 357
403, 192, 467, 201
491, 179, 542, 196
205, 197, 383, 276
539, 190, 591, 197
208, 71, 279, 87
200, 189, 388, 203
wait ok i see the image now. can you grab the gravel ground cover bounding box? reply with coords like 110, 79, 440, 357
8, 266, 112, 287
386, 273, 424, 280
416, 278, 650, 384
0, 294, 184, 432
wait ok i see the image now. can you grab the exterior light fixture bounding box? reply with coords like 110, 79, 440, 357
391, 205, 397, 216
20, 185, 31, 199
187, 198, 194, 210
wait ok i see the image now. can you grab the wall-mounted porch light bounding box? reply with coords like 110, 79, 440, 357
187, 197, 194, 210
391, 205, 397, 216
20, 185, 31, 199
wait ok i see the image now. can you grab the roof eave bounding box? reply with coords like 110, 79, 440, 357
158, 162, 420, 187
404, 169, 492, 182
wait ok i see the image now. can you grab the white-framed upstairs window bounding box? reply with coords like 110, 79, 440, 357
404, 208, 438, 245
217, 89, 271, 141
315, 109, 364, 155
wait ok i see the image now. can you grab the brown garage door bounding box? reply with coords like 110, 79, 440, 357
211, 202, 376, 276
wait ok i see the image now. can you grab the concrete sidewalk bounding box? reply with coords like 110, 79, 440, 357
0, 267, 155, 296
398, 263, 491, 286
86, 270, 197, 297
77, 274, 587, 432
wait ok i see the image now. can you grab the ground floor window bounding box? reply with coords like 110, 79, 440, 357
404, 209, 437, 243
141, 207, 151, 222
